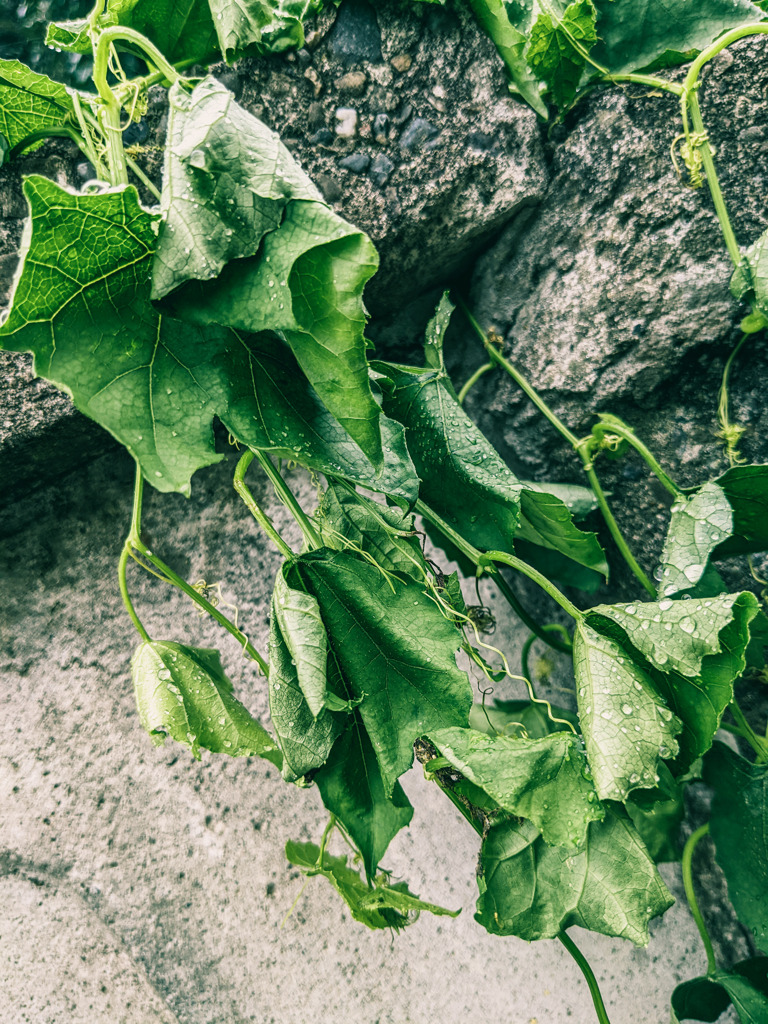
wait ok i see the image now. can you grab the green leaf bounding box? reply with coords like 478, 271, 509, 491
0, 60, 75, 155
292, 549, 473, 794
625, 764, 684, 863
714, 465, 768, 557
0, 178, 222, 494
268, 574, 340, 782
657, 482, 733, 597
375, 359, 605, 574
155, 77, 383, 466
423, 290, 454, 370
520, 478, 599, 520
46, 0, 219, 61
131, 641, 281, 765
285, 841, 458, 931
0, 178, 415, 500
315, 483, 427, 578
373, 362, 523, 550
527, 0, 598, 109
429, 726, 603, 848
672, 959, 768, 1024
588, 593, 758, 680
272, 565, 327, 718
152, 77, 322, 298
315, 717, 414, 877
671, 976, 732, 1023
587, 592, 758, 766
705, 743, 768, 949
573, 620, 681, 800
475, 809, 673, 944
469, 0, 549, 118
590, 0, 765, 77
517, 487, 608, 579
208, 0, 322, 60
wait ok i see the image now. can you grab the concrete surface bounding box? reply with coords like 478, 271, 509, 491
0, 450, 723, 1024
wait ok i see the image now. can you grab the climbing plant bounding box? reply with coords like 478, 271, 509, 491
2, 1, 768, 1020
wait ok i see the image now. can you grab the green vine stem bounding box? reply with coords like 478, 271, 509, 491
416, 500, 583, 632
577, 447, 656, 597
118, 465, 151, 642
717, 332, 749, 466
729, 698, 768, 763
681, 24, 768, 271
457, 361, 495, 404
459, 301, 656, 595
558, 932, 613, 1024
92, 25, 181, 187
481, 549, 584, 621
594, 420, 682, 498
681, 824, 717, 976
123, 466, 270, 673
253, 450, 323, 551
607, 72, 683, 95
234, 451, 295, 559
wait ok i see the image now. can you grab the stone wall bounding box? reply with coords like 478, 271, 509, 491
2, 2, 765, 1021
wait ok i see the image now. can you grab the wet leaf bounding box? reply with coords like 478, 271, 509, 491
272, 565, 327, 718
315, 483, 427, 578
0, 178, 415, 500
588, 593, 758, 765
429, 726, 603, 848
573, 620, 681, 800
468, 0, 549, 117
131, 641, 281, 765
657, 482, 733, 597
156, 77, 383, 465
468, 699, 579, 738
475, 809, 673, 944
374, 360, 605, 574
423, 289, 454, 370
292, 549, 472, 794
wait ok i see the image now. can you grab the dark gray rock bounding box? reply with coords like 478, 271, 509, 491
338, 151, 371, 173
369, 152, 395, 188
399, 116, 439, 152
327, 0, 382, 66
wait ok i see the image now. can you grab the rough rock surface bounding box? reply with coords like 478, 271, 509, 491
460, 38, 768, 593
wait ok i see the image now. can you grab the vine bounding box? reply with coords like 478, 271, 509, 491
2, 1, 768, 1021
